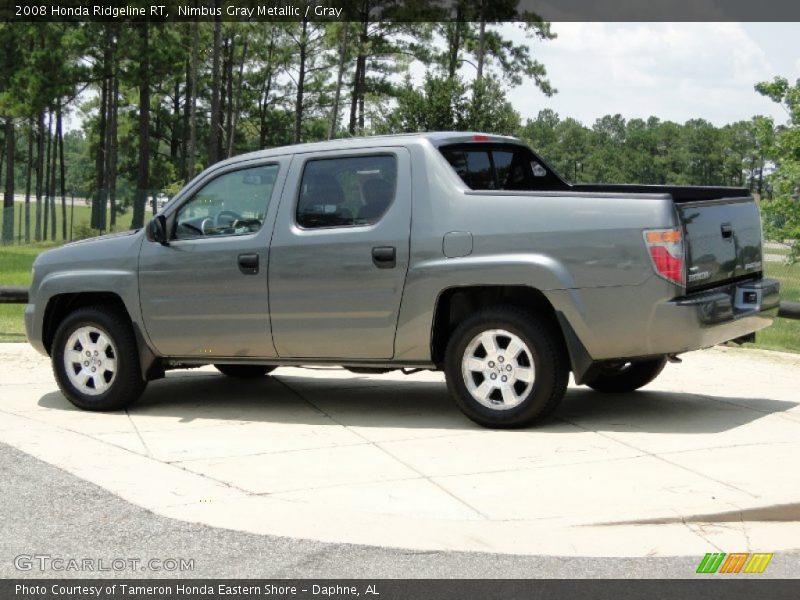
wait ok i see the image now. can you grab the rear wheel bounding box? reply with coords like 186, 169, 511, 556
214, 364, 275, 378
52, 307, 146, 411
444, 307, 569, 429
583, 357, 667, 393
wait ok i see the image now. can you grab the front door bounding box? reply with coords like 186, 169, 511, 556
268, 148, 412, 359
138, 160, 286, 358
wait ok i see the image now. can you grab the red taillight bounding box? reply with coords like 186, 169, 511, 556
472, 134, 490, 141
643, 228, 685, 286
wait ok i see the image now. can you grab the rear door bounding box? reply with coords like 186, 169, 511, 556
268, 147, 411, 359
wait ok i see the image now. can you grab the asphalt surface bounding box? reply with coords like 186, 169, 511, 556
2, 443, 799, 579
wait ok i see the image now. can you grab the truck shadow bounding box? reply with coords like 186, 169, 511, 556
36, 368, 798, 435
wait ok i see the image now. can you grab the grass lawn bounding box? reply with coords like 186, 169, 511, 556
2, 243, 800, 352
0, 244, 58, 342
743, 261, 800, 353
2, 202, 131, 245
1, 202, 130, 341
766, 246, 791, 256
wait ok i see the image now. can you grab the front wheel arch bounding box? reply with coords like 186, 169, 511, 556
43, 292, 132, 355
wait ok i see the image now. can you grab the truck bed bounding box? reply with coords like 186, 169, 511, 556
571, 183, 750, 203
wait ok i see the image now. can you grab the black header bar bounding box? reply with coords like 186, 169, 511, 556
3, 0, 800, 23
5, 579, 800, 600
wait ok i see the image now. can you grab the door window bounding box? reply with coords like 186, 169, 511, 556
296, 155, 397, 229
174, 164, 279, 239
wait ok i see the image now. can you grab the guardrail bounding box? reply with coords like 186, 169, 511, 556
779, 301, 800, 320
0, 287, 28, 304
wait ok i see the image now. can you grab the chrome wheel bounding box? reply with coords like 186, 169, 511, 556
62, 326, 117, 396
461, 328, 535, 410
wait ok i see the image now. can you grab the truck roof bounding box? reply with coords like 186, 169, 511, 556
217, 132, 523, 167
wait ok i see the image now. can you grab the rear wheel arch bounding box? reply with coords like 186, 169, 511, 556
431, 285, 567, 367
444, 305, 570, 427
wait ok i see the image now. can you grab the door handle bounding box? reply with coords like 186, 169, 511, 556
372, 246, 396, 269
238, 253, 259, 275
721, 222, 733, 240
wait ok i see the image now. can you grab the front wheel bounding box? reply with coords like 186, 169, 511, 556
52, 307, 147, 411
583, 357, 667, 393
444, 307, 569, 429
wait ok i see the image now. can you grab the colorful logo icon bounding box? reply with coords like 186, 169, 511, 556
696, 553, 773, 574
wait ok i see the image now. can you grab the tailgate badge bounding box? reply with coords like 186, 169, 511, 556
688, 267, 710, 283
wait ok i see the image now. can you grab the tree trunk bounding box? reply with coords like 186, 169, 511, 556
2, 118, 13, 244
208, 9, 222, 165
132, 23, 150, 230
34, 112, 43, 242
293, 20, 308, 144
446, 20, 464, 79
348, 19, 368, 136
24, 119, 32, 243
223, 36, 234, 156
227, 34, 248, 157
187, 21, 198, 179
358, 72, 365, 132
171, 80, 180, 164
49, 106, 57, 240
57, 104, 66, 240
43, 110, 51, 240
108, 52, 119, 228
0, 128, 4, 191
328, 25, 348, 140
258, 32, 276, 148
180, 53, 190, 179
476, 3, 487, 82
93, 49, 108, 231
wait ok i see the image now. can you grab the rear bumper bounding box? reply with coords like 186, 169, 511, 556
649, 278, 780, 353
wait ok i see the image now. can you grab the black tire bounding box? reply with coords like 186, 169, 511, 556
444, 307, 569, 429
52, 306, 146, 411
583, 357, 667, 393
214, 364, 275, 378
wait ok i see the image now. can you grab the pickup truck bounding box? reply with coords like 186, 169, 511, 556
25, 132, 780, 428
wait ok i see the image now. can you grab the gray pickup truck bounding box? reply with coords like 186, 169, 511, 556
25, 132, 780, 428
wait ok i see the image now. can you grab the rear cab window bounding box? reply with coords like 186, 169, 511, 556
439, 144, 566, 191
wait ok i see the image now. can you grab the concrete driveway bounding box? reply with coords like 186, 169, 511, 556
1, 342, 799, 557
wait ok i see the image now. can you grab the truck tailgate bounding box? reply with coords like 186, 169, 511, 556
677, 197, 763, 290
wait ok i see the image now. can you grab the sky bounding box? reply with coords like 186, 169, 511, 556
496, 22, 800, 127
64, 22, 800, 133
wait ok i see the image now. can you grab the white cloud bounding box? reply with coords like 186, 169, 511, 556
502, 22, 789, 127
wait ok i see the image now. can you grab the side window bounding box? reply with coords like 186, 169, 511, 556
494, 150, 539, 190
442, 149, 495, 189
297, 155, 397, 229
464, 151, 495, 189
174, 165, 278, 240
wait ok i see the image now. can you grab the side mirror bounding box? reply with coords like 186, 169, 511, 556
148, 215, 169, 246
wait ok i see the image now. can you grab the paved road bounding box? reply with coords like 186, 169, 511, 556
4, 442, 799, 579
2, 343, 800, 561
